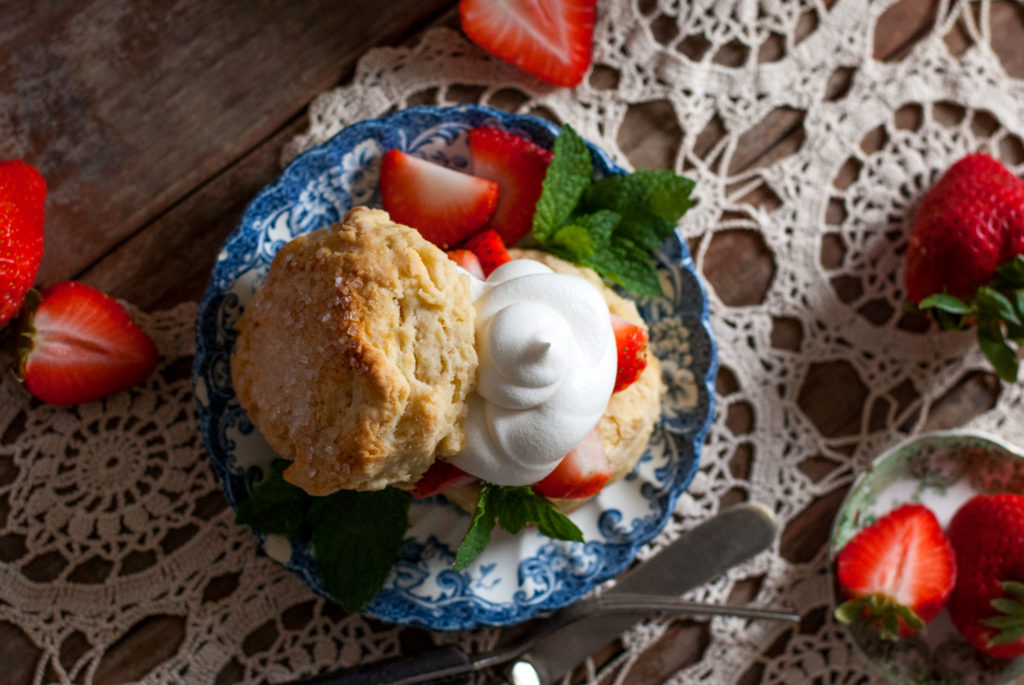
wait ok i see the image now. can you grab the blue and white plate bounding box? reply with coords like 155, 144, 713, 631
193, 104, 717, 630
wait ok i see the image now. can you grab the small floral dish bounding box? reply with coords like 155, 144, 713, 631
193, 104, 717, 630
830, 430, 1024, 684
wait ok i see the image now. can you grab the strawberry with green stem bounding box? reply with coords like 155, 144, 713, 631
947, 493, 1024, 659
834, 503, 957, 641
906, 153, 1024, 381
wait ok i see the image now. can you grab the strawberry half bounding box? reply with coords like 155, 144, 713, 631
947, 493, 1024, 658
411, 460, 478, 499
834, 503, 957, 641
531, 426, 610, 499
0, 160, 46, 327
611, 313, 648, 392
464, 229, 512, 277
379, 149, 498, 249
18, 281, 159, 406
459, 0, 595, 87
446, 249, 486, 280
468, 127, 553, 246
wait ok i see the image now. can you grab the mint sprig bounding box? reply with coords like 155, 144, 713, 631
453, 483, 584, 571
918, 254, 1024, 381
236, 459, 411, 613
530, 125, 696, 296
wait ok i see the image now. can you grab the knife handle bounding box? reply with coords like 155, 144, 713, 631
287, 644, 473, 685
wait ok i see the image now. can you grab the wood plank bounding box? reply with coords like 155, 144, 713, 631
0, 0, 455, 291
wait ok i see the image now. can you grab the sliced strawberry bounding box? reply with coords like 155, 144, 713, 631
531, 426, 610, 499
464, 229, 512, 277
834, 503, 957, 641
18, 281, 159, 406
446, 249, 486, 280
459, 0, 595, 87
468, 127, 553, 246
0, 160, 46, 327
412, 460, 478, 499
611, 313, 648, 392
379, 149, 498, 249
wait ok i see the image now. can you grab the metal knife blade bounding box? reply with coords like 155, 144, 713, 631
512, 502, 777, 684
291, 503, 777, 685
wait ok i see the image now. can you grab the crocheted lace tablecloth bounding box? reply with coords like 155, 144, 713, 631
3, 0, 1024, 682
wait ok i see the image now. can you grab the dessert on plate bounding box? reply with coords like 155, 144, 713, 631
194, 107, 711, 624
231, 206, 662, 512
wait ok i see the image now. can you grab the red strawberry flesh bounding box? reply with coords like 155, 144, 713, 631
446, 249, 486, 280
411, 461, 478, 499
464, 229, 512, 277
469, 127, 553, 246
21, 281, 159, 406
610, 313, 648, 392
531, 426, 610, 499
459, 0, 595, 87
379, 149, 498, 249
835, 503, 956, 639
0, 160, 46, 327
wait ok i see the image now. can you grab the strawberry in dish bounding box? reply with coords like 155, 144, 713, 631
228, 122, 695, 611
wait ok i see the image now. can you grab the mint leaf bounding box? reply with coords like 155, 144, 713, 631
453, 484, 584, 571
310, 488, 411, 613
532, 125, 592, 242
586, 239, 664, 296
581, 169, 694, 250
236, 459, 312, 540
454, 482, 498, 571
493, 486, 584, 543
551, 210, 621, 258
552, 225, 596, 256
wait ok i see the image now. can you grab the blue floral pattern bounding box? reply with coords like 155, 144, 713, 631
193, 105, 717, 630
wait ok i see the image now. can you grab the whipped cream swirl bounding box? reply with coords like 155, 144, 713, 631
450, 259, 616, 485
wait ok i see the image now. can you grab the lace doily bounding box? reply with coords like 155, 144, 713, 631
4, 0, 1024, 682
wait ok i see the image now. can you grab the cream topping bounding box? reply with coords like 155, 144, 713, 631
450, 259, 616, 485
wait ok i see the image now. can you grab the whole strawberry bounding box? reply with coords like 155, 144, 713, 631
905, 153, 1024, 381
0, 160, 46, 327
834, 503, 956, 640
947, 493, 1024, 659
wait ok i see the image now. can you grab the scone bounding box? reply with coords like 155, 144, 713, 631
442, 248, 662, 514
231, 206, 478, 495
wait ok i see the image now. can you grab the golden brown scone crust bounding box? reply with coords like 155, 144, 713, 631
231, 207, 478, 495
444, 248, 662, 514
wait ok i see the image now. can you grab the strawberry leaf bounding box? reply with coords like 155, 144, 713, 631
974, 286, 1022, 325
919, 293, 973, 315
983, 580, 1024, 647
977, 320, 1019, 382
995, 255, 1024, 289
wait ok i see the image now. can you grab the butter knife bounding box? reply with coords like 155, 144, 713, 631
291, 503, 780, 685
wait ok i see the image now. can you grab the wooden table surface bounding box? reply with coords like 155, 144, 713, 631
3, 0, 1024, 683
